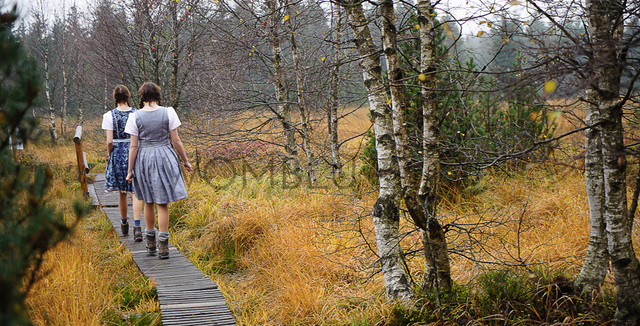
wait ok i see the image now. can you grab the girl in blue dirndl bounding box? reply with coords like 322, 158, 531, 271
102, 85, 143, 241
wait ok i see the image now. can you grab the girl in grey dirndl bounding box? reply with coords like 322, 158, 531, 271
125, 82, 192, 259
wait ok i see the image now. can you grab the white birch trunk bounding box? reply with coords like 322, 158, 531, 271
44, 44, 57, 144
286, 3, 316, 186
76, 95, 84, 128
574, 89, 609, 294
585, 1, 640, 323
338, 0, 412, 301
61, 3, 68, 135
328, 3, 342, 180
268, 0, 302, 178
169, 0, 181, 107
416, 0, 452, 292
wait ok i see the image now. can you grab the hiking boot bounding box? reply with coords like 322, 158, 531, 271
121, 222, 129, 236
158, 239, 169, 259
146, 233, 156, 254
133, 226, 143, 242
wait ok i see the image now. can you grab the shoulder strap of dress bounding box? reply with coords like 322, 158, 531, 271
134, 110, 143, 131
111, 109, 118, 136
163, 106, 170, 132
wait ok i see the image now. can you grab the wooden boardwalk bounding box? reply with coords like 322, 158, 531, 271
89, 173, 236, 326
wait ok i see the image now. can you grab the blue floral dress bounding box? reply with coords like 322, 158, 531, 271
105, 109, 136, 192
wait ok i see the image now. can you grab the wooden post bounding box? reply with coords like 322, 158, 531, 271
73, 126, 89, 196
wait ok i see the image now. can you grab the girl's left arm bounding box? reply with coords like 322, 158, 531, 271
106, 130, 114, 156
170, 129, 192, 172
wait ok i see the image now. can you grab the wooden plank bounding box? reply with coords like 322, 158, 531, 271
162, 317, 237, 324
87, 183, 99, 207
90, 173, 236, 325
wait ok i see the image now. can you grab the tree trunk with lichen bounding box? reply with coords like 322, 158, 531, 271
584, 1, 640, 324
267, 0, 302, 178
338, 0, 413, 302
328, 2, 342, 180
416, 0, 452, 292
574, 90, 609, 295
286, 2, 316, 186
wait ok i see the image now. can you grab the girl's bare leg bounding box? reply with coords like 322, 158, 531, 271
145, 202, 156, 230
157, 204, 169, 233
119, 192, 128, 220
131, 192, 143, 221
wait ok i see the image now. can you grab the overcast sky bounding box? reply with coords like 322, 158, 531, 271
4, 0, 528, 35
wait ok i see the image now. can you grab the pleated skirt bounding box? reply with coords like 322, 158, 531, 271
132, 144, 187, 204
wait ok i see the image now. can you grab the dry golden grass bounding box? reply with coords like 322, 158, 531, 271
21, 141, 160, 325
167, 104, 636, 324
170, 177, 388, 325
171, 160, 623, 325
26, 102, 638, 324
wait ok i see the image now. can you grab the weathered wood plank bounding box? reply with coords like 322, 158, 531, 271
91, 174, 236, 325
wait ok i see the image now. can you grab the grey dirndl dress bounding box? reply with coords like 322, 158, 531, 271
131, 107, 187, 204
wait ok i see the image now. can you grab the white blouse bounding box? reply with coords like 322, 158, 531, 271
101, 108, 134, 130
124, 107, 182, 136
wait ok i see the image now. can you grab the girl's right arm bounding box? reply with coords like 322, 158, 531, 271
126, 135, 139, 183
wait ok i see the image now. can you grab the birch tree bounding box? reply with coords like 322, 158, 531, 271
574, 90, 608, 293
285, 0, 316, 186
582, 1, 640, 323
337, 0, 413, 301
32, 2, 57, 144
525, 0, 640, 322
380, 0, 452, 292
59, 3, 68, 135
267, 0, 303, 178
328, 2, 342, 180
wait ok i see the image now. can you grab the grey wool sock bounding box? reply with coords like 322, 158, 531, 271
145, 229, 156, 237
158, 231, 170, 242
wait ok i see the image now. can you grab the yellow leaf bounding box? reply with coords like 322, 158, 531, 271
442, 23, 453, 38
509, 0, 521, 4
447, 171, 452, 175
386, 99, 392, 106
548, 111, 562, 120
296, 10, 299, 14
414, 24, 420, 30
240, 18, 243, 23
477, 31, 484, 37
320, 56, 326, 62
487, 22, 492, 28
283, 15, 290, 22
417, 73, 426, 81
544, 80, 557, 93
479, 21, 486, 25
